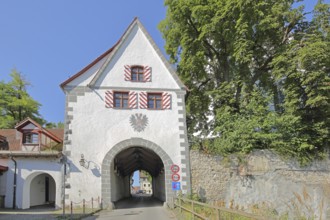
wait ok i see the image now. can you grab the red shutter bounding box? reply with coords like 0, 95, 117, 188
140, 92, 148, 109
143, 66, 151, 82
162, 92, 171, 110
129, 91, 137, 109
124, 65, 131, 81
105, 91, 114, 108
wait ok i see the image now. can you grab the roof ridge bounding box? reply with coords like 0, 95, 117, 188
60, 17, 139, 89
60, 17, 186, 90
60, 45, 116, 89
88, 17, 140, 87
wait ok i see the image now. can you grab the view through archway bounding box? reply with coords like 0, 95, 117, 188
101, 138, 175, 209
131, 170, 153, 196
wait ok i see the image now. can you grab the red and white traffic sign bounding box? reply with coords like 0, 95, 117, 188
170, 164, 180, 173
172, 173, 180, 182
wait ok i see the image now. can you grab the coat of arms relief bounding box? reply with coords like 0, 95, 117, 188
130, 113, 148, 132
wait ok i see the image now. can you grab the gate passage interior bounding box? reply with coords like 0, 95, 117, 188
101, 138, 176, 208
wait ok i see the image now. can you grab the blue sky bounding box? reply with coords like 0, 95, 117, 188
0, 0, 167, 124
0, 0, 327, 124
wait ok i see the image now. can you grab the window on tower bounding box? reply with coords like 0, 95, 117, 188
131, 66, 144, 82
114, 92, 129, 108
147, 93, 162, 109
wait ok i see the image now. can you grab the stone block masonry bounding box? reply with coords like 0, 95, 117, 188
190, 150, 330, 219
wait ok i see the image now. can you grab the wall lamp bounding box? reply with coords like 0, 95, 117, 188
79, 154, 89, 169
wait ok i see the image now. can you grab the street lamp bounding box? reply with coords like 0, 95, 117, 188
79, 154, 89, 168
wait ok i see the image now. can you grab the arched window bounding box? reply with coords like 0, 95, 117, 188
124, 65, 151, 82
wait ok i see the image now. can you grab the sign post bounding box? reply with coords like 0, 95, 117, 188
172, 182, 181, 190
170, 164, 180, 173
171, 164, 181, 191
172, 173, 180, 182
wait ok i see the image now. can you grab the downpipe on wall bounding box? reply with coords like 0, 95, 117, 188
10, 156, 17, 209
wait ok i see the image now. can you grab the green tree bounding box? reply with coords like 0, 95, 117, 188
272, 1, 330, 163
159, 0, 329, 164
45, 121, 64, 129
0, 69, 45, 128
141, 170, 152, 183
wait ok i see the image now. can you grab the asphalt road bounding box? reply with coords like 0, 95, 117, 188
0, 207, 61, 220
83, 195, 177, 220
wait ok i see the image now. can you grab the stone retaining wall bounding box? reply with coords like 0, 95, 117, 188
190, 150, 330, 219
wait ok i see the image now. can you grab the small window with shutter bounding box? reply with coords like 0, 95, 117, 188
124, 65, 151, 82
139, 92, 171, 110
114, 92, 129, 108
148, 93, 162, 109
131, 66, 144, 82
105, 91, 137, 109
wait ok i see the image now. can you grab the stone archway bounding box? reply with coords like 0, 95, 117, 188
22, 172, 56, 209
101, 138, 174, 209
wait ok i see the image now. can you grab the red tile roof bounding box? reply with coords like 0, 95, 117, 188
0, 135, 6, 141
15, 117, 63, 143
0, 129, 21, 151
49, 129, 64, 141
0, 128, 64, 151
15, 117, 42, 130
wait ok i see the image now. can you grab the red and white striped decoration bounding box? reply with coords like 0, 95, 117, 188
124, 65, 131, 81
143, 66, 151, 82
162, 92, 171, 109
139, 92, 148, 109
128, 91, 137, 109
105, 90, 114, 108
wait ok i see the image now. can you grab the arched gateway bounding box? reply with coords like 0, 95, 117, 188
101, 138, 174, 208
60, 18, 191, 209
22, 172, 57, 209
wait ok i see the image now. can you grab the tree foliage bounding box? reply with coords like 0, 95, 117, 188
159, 0, 330, 164
45, 121, 64, 129
0, 69, 45, 128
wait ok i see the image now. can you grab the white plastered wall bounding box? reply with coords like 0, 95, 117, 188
64, 22, 187, 204
66, 90, 183, 203
4, 158, 62, 209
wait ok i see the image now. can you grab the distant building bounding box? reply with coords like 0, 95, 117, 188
0, 117, 63, 209
139, 171, 152, 194
131, 186, 140, 194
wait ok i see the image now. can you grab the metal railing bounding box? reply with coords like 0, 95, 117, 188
63, 197, 101, 219
174, 197, 271, 220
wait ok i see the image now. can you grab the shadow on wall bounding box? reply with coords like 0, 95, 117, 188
71, 157, 101, 178
91, 166, 101, 177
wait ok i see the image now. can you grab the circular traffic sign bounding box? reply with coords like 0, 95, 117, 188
172, 173, 180, 182
170, 164, 180, 173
